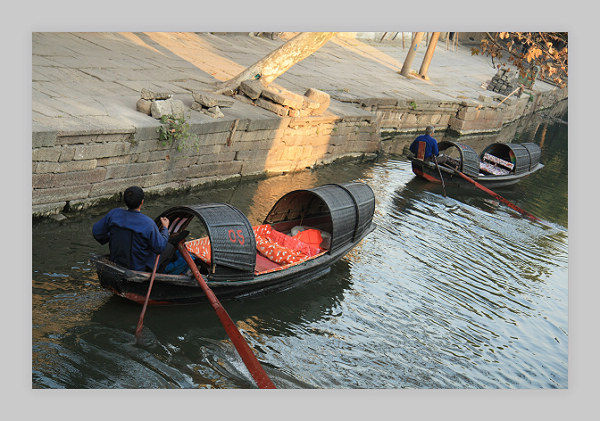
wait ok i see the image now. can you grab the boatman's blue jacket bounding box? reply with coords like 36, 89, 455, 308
92, 208, 169, 271
409, 134, 439, 159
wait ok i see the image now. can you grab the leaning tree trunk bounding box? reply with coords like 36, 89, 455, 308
400, 32, 425, 77
418, 32, 440, 79
214, 32, 337, 95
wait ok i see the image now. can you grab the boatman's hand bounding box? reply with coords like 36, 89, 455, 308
160, 217, 169, 230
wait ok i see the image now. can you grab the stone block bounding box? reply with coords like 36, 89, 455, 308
430, 114, 442, 125
240, 161, 266, 176
234, 94, 256, 106
279, 146, 303, 161
105, 161, 168, 179
140, 88, 171, 100
457, 106, 482, 121
235, 149, 264, 162
449, 116, 503, 134
303, 97, 320, 110
171, 156, 198, 169
261, 86, 305, 110
204, 106, 225, 119
129, 139, 164, 154
32, 168, 107, 189
136, 98, 152, 115
438, 114, 451, 126
73, 142, 130, 160
32, 147, 61, 162
35, 159, 98, 174
240, 79, 265, 100
88, 177, 148, 198
247, 117, 287, 131
200, 131, 229, 146
255, 98, 289, 117
32, 129, 57, 148
477, 95, 494, 105
192, 91, 235, 108
403, 113, 418, 126
192, 119, 236, 136
214, 151, 237, 162
134, 120, 162, 141
151, 99, 185, 119
151, 99, 171, 119
416, 114, 430, 126
56, 133, 132, 146
305, 88, 330, 115
32, 185, 92, 206
32, 202, 68, 216
59, 146, 76, 162
96, 155, 132, 166
171, 100, 185, 119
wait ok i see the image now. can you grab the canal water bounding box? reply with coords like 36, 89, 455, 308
32, 107, 568, 389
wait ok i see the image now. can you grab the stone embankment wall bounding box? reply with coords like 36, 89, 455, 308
33, 111, 377, 216
32, 86, 566, 217
379, 98, 568, 156
370, 86, 568, 135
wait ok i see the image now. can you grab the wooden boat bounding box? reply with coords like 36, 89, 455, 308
411, 141, 544, 188
92, 182, 376, 305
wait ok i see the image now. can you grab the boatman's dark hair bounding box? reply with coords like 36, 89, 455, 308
124, 186, 144, 209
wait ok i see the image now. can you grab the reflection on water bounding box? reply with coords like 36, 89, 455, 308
32, 106, 568, 389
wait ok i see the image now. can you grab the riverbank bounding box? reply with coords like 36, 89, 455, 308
32, 32, 567, 217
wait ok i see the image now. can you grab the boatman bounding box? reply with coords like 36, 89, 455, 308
92, 186, 170, 272
409, 125, 440, 161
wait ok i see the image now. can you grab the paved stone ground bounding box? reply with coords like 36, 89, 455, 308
32, 32, 557, 136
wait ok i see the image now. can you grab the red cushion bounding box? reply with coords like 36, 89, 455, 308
293, 229, 323, 249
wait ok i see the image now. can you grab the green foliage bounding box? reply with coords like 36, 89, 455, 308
409, 101, 417, 110
157, 114, 199, 151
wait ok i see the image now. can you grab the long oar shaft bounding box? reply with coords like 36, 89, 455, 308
452, 169, 541, 222
433, 156, 447, 197
177, 243, 276, 389
135, 254, 161, 339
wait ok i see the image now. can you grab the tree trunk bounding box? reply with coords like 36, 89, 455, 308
214, 32, 337, 95
400, 32, 425, 77
418, 32, 440, 79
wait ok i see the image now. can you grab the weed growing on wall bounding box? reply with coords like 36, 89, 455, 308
157, 114, 199, 151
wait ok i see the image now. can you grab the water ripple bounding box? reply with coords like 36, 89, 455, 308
32, 114, 568, 388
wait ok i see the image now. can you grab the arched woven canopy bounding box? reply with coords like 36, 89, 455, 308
264, 183, 375, 252
438, 141, 480, 177
481, 142, 542, 174
157, 203, 256, 280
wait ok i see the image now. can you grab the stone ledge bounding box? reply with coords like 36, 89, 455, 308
32, 127, 58, 148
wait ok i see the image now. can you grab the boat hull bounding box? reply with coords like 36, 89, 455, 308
93, 223, 376, 305
411, 159, 543, 188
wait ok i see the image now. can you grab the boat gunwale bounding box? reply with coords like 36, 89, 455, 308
92, 222, 377, 289
413, 158, 544, 182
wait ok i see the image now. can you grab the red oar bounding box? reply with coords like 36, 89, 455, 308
177, 242, 276, 389
135, 254, 161, 341
451, 168, 544, 224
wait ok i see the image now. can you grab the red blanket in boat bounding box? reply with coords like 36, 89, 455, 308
253, 224, 321, 265
184, 224, 322, 267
